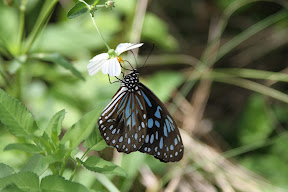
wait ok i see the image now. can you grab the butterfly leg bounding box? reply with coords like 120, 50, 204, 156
108, 75, 120, 84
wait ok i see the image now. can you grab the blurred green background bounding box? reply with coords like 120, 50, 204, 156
0, 0, 288, 191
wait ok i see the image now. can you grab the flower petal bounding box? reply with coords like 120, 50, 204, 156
101, 58, 121, 76
89, 53, 109, 63
109, 58, 121, 76
115, 43, 144, 55
87, 59, 106, 76
101, 59, 111, 75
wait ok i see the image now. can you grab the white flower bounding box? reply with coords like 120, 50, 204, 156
87, 43, 143, 77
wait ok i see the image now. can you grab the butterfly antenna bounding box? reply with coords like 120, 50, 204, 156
129, 50, 137, 70
124, 60, 134, 71
144, 43, 154, 66
140, 43, 154, 71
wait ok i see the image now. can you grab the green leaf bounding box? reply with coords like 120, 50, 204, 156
83, 129, 100, 148
60, 107, 101, 149
31, 53, 85, 80
67, 2, 88, 19
1, 184, 24, 192
238, 94, 274, 145
21, 154, 50, 176
45, 109, 65, 146
40, 175, 89, 192
0, 164, 14, 178
82, 156, 126, 177
0, 88, 38, 138
84, 128, 109, 151
91, 140, 109, 151
0, 172, 39, 191
4, 143, 42, 153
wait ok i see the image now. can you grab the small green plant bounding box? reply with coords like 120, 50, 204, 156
1, 0, 288, 191
0, 87, 126, 191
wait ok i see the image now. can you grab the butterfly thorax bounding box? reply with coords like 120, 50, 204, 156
121, 71, 140, 92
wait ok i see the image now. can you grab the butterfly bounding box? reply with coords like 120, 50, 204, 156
98, 69, 184, 162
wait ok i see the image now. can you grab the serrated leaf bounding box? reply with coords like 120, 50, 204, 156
40, 175, 89, 192
46, 109, 65, 146
91, 140, 109, 151
21, 154, 50, 176
82, 156, 126, 177
0, 163, 14, 178
83, 128, 108, 151
4, 143, 42, 153
83, 129, 99, 148
31, 53, 85, 80
0, 88, 38, 138
67, 2, 88, 19
0, 172, 39, 191
60, 107, 101, 149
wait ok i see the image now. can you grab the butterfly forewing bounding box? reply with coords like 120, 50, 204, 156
98, 70, 184, 162
98, 86, 147, 153
138, 83, 184, 162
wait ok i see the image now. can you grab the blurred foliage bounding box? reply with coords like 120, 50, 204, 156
0, 0, 287, 191
237, 94, 274, 145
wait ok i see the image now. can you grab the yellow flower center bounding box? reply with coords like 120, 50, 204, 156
117, 56, 124, 66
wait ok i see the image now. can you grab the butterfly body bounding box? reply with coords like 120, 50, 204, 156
98, 70, 184, 162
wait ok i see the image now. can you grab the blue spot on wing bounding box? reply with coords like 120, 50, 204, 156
119, 94, 128, 111
132, 112, 136, 126
154, 106, 162, 118
141, 90, 152, 107
125, 94, 131, 118
148, 118, 153, 128
155, 120, 160, 128
159, 137, 163, 149
163, 124, 168, 137
165, 119, 171, 133
131, 94, 135, 110
135, 95, 143, 110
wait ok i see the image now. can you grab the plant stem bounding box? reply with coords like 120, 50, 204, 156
81, 148, 91, 160
89, 13, 111, 50
69, 158, 81, 181
17, 0, 27, 54
23, 0, 58, 54
79, 0, 111, 50
60, 150, 72, 176
69, 148, 90, 181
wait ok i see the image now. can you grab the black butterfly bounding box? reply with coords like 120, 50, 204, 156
98, 69, 184, 162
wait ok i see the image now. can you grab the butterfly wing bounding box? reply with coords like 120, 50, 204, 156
98, 86, 148, 153
137, 83, 184, 162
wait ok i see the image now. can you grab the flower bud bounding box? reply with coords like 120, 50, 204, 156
105, 1, 115, 9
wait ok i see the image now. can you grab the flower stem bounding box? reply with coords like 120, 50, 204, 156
79, 0, 111, 50
89, 13, 111, 50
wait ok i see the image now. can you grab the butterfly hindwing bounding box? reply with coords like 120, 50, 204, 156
98, 70, 184, 162
98, 87, 147, 153
137, 83, 184, 162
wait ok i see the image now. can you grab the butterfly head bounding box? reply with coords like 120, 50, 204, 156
122, 69, 140, 92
